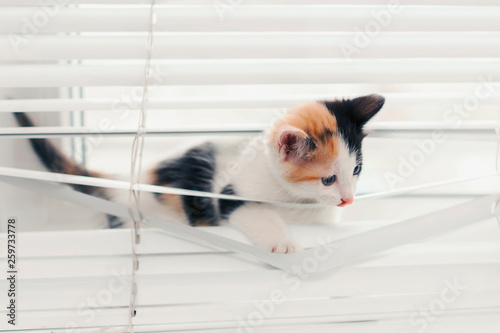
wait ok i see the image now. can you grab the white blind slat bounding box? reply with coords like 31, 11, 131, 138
8, 311, 500, 333
1, 121, 499, 138
2, 221, 498, 259
2, 33, 500, 60
1, 60, 499, 87
2, 6, 500, 33
12, 244, 500, 280
2, 92, 500, 112
2, 0, 500, 5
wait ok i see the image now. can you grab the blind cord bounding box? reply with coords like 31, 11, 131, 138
127, 0, 156, 331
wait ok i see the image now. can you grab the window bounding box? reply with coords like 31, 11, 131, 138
1, 1, 499, 331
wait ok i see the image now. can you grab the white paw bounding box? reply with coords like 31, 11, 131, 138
257, 238, 302, 254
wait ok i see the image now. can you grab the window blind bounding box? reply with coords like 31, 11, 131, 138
0, 3, 499, 139
1, 0, 500, 332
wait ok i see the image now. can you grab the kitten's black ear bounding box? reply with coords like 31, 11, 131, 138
350, 94, 385, 126
278, 128, 315, 163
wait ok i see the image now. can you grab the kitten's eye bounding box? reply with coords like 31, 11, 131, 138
353, 164, 362, 175
321, 175, 336, 186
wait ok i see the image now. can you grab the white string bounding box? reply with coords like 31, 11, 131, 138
127, 0, 155, 331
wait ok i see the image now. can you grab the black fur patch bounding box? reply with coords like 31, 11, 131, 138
305, 137, 317, 150
107, 215, 124, 228
321, 94, 384, 161
153, 142, 218, 226
218, 184, 245, 220
317, 128, 333, 144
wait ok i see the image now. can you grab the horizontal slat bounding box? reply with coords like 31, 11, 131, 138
10, 243, 500, 280
2, 92, 500, 112
1, 6, 500, 33
2, 0, 499, 5
4, 219, 498, 259
1, 60, 499, 87
7, 309, 500, 333
1, 121, 499, 138
0, 124, 265, 137
3, 33, 500, 60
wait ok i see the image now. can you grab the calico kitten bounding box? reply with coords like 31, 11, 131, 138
14, 94, 384, 253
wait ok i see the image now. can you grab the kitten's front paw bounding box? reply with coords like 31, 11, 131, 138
257, 238, 302, 254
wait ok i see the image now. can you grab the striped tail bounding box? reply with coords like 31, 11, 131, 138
13, 112, 122, 227
14, 112, 100, 194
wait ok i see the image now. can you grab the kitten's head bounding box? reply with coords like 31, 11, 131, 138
267, 94, 385, 206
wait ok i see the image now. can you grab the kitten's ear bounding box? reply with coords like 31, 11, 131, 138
351, 94, 385, 126
278, 128, 315, 163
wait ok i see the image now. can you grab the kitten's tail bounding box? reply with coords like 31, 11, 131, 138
14, 112, 123, 227
13, 112, 107, 197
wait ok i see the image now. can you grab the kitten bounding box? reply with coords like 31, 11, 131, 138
14, 94, 384, 253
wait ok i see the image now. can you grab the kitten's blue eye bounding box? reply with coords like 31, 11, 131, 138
321, 175, 336, 186
353, 164, 362, 175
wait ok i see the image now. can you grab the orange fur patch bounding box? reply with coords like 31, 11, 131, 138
193, 220, 215, 227
157, 193, 184, 214
270, 102, 341, 183
56, 158, 107, 179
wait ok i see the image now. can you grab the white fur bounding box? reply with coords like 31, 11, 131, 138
224, 135, 357, 252
108, 133, 359, 254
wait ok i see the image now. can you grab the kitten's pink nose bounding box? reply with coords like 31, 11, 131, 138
337, 198, 354, 207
